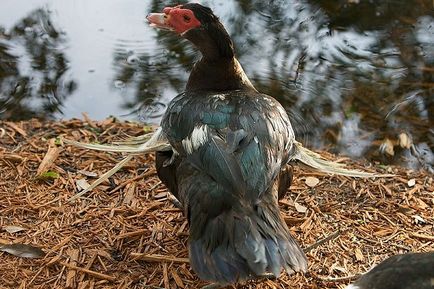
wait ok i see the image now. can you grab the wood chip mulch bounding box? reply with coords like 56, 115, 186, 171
0, 118, 433, 289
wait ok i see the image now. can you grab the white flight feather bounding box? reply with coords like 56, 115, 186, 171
181, 125, 209, 154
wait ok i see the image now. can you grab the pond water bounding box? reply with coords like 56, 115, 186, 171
0, 0, 433, 171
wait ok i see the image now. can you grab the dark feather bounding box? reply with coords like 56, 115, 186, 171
352, 252, 434, 289
155, 150, 180, 200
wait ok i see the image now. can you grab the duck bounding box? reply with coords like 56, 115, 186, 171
145, 2, 393, 288
148, 4, 306, 287
345, 252, 434, 289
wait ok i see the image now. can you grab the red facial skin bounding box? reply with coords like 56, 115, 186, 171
163, 6, 202, 34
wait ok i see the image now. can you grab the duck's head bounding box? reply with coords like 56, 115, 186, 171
147, 3, 234, 59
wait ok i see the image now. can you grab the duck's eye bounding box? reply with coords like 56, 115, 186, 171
183, 15, 191, 22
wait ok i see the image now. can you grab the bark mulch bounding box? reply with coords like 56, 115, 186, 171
0, 118, 433, 289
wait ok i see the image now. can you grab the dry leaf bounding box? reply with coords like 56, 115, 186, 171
76, 178, 91, 191
305, 176, 319, 188
407, 179, 416, 187
123, 183, 136, 205
0, 244, 45, 258
77, 170, 98, 178
294, 202, 307, 213
4, 225, 26, 234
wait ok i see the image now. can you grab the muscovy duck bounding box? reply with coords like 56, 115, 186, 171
148, 3, 306, 286
345, 252, 434, 289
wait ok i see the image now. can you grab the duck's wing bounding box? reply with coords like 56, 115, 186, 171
162, 91, 295, 200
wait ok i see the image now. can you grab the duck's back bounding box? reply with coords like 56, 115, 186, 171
159, 89, 306, 284
162, 89, 295, 200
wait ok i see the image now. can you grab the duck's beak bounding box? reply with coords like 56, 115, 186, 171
146, 13, 174, 31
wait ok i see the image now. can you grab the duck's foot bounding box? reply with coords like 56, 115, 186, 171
201, 283, 224, 289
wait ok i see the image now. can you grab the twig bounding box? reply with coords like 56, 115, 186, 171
108, 170, 154, 194
313, 273, 360, 282
303, 230, 341, 253
409, 232, 434, 241
5, 122, 27, 137
130, 253, 189, 263
115, 229, 150, 240
57, 261, 116, 281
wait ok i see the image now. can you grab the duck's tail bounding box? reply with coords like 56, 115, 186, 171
188, 205, 307, 284
291, 141, 394, 178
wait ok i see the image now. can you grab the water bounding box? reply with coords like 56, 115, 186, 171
0, 0, 433, 171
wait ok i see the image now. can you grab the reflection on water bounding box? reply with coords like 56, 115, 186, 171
0, 8, 76, 119
0, 0, 432, 171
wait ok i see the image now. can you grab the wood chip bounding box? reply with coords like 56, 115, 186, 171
5, 122, 27, 137
162, 263, 169, 289
382, 138, 395, 156
305, 176, 320, 188
76, 178, 91, 191
407, 178, 416, 187
294, 202, 308, 213
36, 143, 61, 176
66, 249, 80, 288
171, 270, 185, 288
399, 133, 412, 149
354, 248, 364, 262
0, 118, 432, 289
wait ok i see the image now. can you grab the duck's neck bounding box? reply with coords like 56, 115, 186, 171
186, 56, 256, 92
183, 25, 257, 92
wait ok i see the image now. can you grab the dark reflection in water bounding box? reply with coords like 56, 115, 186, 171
0, 0, 433, 171
0, 8, 76, 120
